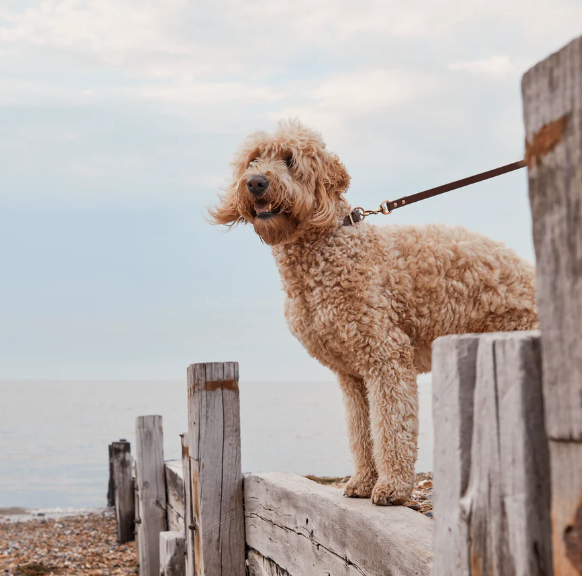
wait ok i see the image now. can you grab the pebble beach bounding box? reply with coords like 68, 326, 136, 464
0, 511, 136, 576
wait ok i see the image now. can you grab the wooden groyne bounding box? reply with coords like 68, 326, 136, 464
107, 33, 582, 576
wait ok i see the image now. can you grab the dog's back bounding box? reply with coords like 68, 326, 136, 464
376, 223, 538, 372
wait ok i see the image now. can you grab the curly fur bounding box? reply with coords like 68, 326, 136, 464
210, 120, 538, 505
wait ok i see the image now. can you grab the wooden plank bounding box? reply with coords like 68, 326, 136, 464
432, 334, 480, 576
247, 549, 291, 576
181, 434, 194, 576
160, 531, 186, 576
136, 415, 168, 576
463, 332, 551, 576
186, 362, 245, 576
244, 472, 433, 576
111, 440, 135, 544
523, 34, 582, 441
165, 460, 185, 533
523, 34, 582, 576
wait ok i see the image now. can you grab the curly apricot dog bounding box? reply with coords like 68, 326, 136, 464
210, 120, 538, 505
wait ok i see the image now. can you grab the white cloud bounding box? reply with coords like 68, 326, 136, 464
2, 0, 581, 85
266, 68, 439, 141
311, 69, 435, 110
448, 55, 518, 79
131, 81, 285, 107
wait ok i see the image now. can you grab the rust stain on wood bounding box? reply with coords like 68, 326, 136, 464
470, 545, 484, 576
182, 442, 189, 459
526, 115, 569, 168
205, 379, 238, 392
188, 379, 238, 395
564, 497, 582, 575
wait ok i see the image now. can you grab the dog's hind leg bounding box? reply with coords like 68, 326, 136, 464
337, 373, 378, 498
364, 333, 419, 505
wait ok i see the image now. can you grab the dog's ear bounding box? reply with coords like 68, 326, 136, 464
207, 189, 244, 227
323, 152, 351, 197
311, 151, 351, 231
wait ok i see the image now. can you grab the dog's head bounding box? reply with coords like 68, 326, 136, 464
209, 120, 351, 245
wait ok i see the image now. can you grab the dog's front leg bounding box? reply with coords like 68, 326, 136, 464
365, 337, 418, 506
337, 373, 378, 498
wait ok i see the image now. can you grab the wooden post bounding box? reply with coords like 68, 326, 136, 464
165, 460, 185, 533
134, 461, 140, 560
181, 434, 195, 576
160, 532, 186, 576
523, 34, 582, 576
432, 334, 479, 576
111, 440, 135, 544
136, 415, 168, 576
432, 332, 552, 576
185, 362, 245, 576
107, 443, 115, 507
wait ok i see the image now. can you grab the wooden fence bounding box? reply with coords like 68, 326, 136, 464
106, 34, 582, 575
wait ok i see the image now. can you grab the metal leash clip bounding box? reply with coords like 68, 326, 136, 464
351, 202, 393, 223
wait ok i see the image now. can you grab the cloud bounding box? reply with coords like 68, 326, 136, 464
3, 0, 581, 85
448, 56, 518, 79
131, 81, 285, 107
266, 68, 440, 141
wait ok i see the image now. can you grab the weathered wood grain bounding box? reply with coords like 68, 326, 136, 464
181, 434, 195, 576
523, 34, 582, 441
136, 415, 168, 576
160, 531, 186, 576
463, 333, 551, 576
165, 460, 185, 533
523, 34, 582, 576
247, 549, 291, 576
244, 472, 433, 576
185, 362, 245, 576
432, 332, 552, 576
111, 440, 135, 544
432, 334, 480, 576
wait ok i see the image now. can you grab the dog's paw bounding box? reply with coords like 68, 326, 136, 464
371, 477, 414, 506
343, 473, 378, 498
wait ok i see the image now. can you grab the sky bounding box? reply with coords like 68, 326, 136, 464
1, 1, 581, 381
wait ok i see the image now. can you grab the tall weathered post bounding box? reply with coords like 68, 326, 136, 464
111, 439, 135, 544
523, 34, 582, 576
136, 415, 168, 576
432, 332, 552, 576
184, 362, 245, 576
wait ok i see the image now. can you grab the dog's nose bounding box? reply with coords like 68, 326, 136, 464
247, 174, 269, 197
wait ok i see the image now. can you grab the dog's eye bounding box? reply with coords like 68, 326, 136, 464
283, 155, 294, 168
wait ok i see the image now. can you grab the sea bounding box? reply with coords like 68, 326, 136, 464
0, 378, 433, 510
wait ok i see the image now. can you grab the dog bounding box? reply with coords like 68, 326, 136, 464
209, 120, 538, 505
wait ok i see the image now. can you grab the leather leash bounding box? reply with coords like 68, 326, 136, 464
343, 159, 527, 226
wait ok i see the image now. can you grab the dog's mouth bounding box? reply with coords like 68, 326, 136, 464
254, 202, 282, 219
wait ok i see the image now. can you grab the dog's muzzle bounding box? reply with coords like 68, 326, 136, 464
247, 174, 269, 198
